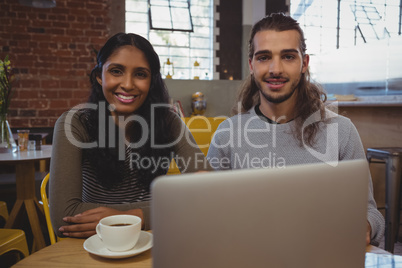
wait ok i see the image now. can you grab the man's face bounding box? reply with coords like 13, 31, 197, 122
249, 29, 309, 106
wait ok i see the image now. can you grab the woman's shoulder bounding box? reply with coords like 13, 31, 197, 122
54, 104, 94, 133
56, 108, 84, 125
166, 110, 184, 126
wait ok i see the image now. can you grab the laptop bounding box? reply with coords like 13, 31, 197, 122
151, 159, 369, 268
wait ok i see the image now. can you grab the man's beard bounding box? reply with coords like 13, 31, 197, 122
254, 76, 299, 104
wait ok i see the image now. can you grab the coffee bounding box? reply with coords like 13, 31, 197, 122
97, 215, 142, 251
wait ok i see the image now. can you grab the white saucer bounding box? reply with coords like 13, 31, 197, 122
83, 231, 152, 259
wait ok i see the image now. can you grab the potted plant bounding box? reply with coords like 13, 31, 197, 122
0, 55, 17, 153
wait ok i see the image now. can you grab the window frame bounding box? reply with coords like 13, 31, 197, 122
148, 0, 194, 32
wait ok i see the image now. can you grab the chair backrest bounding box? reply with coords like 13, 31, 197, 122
40, 173, 57, 244
183, 116, 226, 156
167, 116, 226, 175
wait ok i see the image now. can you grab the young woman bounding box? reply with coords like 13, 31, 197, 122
49, 33, 211, 238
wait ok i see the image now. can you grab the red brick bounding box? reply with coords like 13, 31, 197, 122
38, 90, 59, 98
67, 70, 86, 76
48, 69, 69, 77
54, 50, 72, 57
9, 19, 26, 27
78, 80, 91, 89
27, 13, 38, 20
19, 79, 41, 88
87, 3, 105, 10
52, 21, 70, 28
60, 80, 78, 88
69, 98, 86, 107
7, 109, 18, 117
56, 15, 67, 21
58, 57, 76, 63
29, 118, 49, 127
11, 100, 30, 109
49, 99, 69, 109
91, 24, 105, 30
37, 69, 51, 76
73, 90, 90, 98
66, 2, 84, 9
38, 55, 58, 62
35, 62, 52, 68
54, 62, 71, 69
38, 13, 47, 20
90, 10, 109, 17
41, 80, 60, 89
52, 36, 72, 43
51, 8, 70, 15
38, 109, 66, 117
2, 0, 110, 128
31, 21, 50, 28
15, 89, 39, 99
47, 28, 65, 35
29, 100, 49, 109
71, 9, 91, 16
66, 29, 85, 36
59, 90, 73, 98
31, 34, 54, 42
67, 15, 76, 21
12, 34, 30, 41
8, 118, 30, 128
20, 109, 37, 117
1, 3, 10, 12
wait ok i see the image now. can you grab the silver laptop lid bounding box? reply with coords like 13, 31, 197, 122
151, 159, 369, 268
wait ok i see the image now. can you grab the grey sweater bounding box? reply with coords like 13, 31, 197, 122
50, 109, 211, 236
207, 106, 385, 245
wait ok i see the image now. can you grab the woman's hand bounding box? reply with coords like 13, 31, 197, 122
59, 207, 143, 238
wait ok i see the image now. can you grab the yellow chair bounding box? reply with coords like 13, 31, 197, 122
40, 173, 64, 245
167, 116, 226, 175
0, 229, 29, 261
183, 116, 226, 156
0, 202, 29, 263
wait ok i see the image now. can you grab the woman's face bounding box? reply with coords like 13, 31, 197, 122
97, 45, 151, 117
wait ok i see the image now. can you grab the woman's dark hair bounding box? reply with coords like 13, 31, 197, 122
81, 33, 174, 189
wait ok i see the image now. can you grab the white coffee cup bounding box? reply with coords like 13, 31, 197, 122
96, 215, 142, 252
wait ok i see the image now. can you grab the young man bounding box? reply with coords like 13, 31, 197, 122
207, 13, 384, 246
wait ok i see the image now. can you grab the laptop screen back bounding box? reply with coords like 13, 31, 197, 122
151, 159, 369, 268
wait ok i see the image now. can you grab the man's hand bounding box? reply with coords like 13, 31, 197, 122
366, 221, 372, 245
58, 207, 142, 238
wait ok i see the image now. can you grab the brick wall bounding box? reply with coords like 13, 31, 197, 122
0, 0, 111, 128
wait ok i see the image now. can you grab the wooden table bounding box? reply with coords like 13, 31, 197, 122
0, 145, 52, 252
13, 237, 151, 267
12, 237, 402, 268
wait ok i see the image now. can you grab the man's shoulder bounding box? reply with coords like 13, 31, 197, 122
323, 108, 357, 136
324, 108, 352, 124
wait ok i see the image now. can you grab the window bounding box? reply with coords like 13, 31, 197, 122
149, 0, 193, 32
126, 0, 214, 80
290, 0, 402, 95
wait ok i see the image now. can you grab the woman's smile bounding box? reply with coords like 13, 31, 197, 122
114, 92, 138, 103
